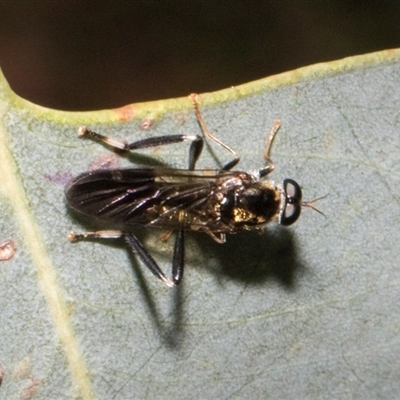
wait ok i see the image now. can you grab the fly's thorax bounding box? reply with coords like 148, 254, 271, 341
218, 179, 281, 227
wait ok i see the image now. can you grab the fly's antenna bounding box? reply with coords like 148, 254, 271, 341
302, 194, 329, 218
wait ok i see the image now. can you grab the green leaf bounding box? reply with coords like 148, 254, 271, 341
1, 49, 400, 399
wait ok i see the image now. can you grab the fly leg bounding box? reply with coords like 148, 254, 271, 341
125, 233, 177, 287
171, 230, 184, 285
124, 230, 185, 286
68, 230, 124, 241
78, 127, 204, 171
259, 120, 280, 178
69, 230, 179, 287
189, 93, 240, 171
74, 126, 204, 287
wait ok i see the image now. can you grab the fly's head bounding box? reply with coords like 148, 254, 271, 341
279, 179, 326, 226
279, 179, 302, 226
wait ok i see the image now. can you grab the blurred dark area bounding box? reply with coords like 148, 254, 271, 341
0, 1, 399, 111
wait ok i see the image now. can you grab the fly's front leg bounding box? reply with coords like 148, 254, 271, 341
78, 127, 204, 171
189, 94, 240, 171
259, 120, 281, 178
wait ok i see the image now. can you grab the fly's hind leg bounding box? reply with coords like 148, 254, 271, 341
68, 230, 124, 241
124, 233, 177, 287
124, 230, 185, 287
78, 127, 204, 171
171, 230, 185, 285
69, 229, 183, 287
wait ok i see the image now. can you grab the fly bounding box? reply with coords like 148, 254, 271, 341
66, 94, 322, 287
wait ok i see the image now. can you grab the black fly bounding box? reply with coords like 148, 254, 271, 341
66, 94, 321, 287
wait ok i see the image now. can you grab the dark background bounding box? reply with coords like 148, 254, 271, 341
0, 1, 399, 111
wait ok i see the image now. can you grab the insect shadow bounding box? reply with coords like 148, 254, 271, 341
186, 227, 302, 288
127, 227, 304, 347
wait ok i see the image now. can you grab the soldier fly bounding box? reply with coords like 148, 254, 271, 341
66, 94, 321, 287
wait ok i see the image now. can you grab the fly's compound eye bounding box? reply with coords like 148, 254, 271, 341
280, 179, 302, 226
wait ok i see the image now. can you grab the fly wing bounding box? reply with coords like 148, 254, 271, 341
65, 168, 224, 229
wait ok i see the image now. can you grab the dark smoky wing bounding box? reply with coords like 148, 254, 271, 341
65, 169, 157, 222
65, 168, 224, 227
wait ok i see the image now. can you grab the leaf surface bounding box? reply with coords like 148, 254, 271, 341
0, 49, 399, 399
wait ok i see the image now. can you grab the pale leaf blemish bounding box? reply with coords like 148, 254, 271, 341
173, 111, 189, 126
140, 118, 155, 130
89, 153, 120, 171
43, 171, 74, 186
20, 376, 42, 400
0, 239, 16, 261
